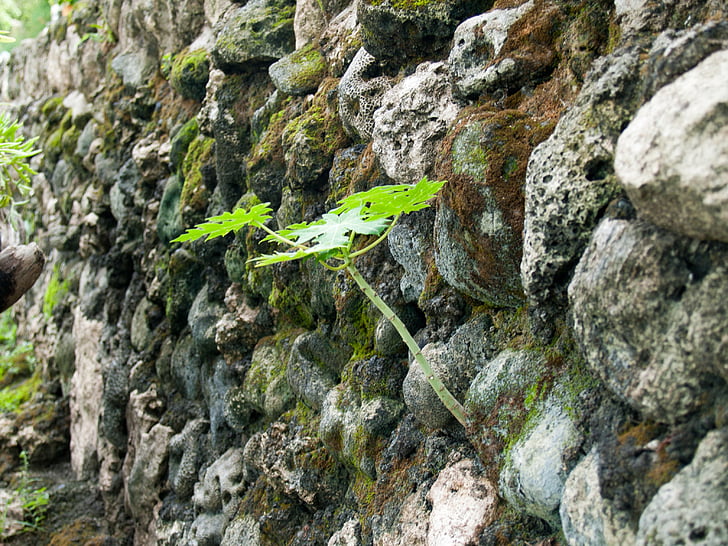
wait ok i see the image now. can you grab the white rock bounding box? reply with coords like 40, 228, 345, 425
427, 458, 497, 545
615, 49, 728, 243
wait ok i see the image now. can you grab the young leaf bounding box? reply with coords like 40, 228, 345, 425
334, 176, 446, 218
171, 202, 273, 243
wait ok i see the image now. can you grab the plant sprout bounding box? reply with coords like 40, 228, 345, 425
173, 177, 467, 427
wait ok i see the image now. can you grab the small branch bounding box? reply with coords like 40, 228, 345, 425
0, 243, 45, 313
349, 215, 400, 259
345, 260, 467, 427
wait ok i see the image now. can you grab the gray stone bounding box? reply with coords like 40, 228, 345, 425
615, 49, 728, 243
169, 418, 210, 500
319, 2, 360, 78
560, 447, 637, 546
125, 423, 175, 522
188, 284, 225, 357
269, 43, 326, 96
338, 48, 393, 141
130, 297, 155, 352
171, 334, 203, 400
286, 330, 351, 409
110, 49, 158, 89
448, 1, 534, 98
404, 315, 495, 429
499, 396, 581, 526
157, 174, 184, 245
372, 62, 460, 184
211, 0, 296, 73
387, 209, 434, 303
327, 518, 361, 546
568, 217, 728, 423
521, 47, 642, 329
221, 516, 261, 545
242, 333, 297, 419
193, 448, 246, 522
636, 427, 728, 546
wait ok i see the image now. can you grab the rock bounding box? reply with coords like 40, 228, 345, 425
170, 49, 211, 102
192, 448, 246, 541
427, 458, 498, 545
215, 283, 273, 364
357, 0, 489, 61
568, 217, 728, 423
286, 330, 351, 409
110, 49, 158, 89
188, 284, 225, 357
320, 2, 361, 78
157, 175, 185, 245
69, 305, 104, 479
636, 427, 728, 545
171, 334, 203, 400
130, 297, 156, 352
404, 315, 495, 429
242, 332, 298, 419
125, 424, 175, 523
387, 209, 434, 303
521, 47, 642, 331
169, 418, 210, 500
499, 396, 581, 526
448, 0, 548, 98
202, 356, 239, 452
221, 515, 261, 545
337, 48, 393, 141
327, 518, 361, 546
373, 483, 430, 545
434, 109, 553, 306
211, 0, 296, 73
560, 447, 637, 546
615, 49, 728, 243
372, 62, 460, 184
269, 43, 326, 96
243, 419, 346, 507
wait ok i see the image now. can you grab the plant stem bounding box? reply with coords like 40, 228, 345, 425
344, 261, 468, 427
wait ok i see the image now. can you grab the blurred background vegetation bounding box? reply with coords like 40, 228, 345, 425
0, 0, 74, 53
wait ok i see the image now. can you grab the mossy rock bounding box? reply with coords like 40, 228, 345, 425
170, 48, 211, 101
269, 43, 327, 96
433, 108, 554, 306
281, 78, 350, 189
358, 0, 493, 61
179, 136, 215, 227
169, 117, 200, 172
211, 0, 296, 73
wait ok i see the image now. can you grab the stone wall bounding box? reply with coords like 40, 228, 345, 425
1, 0, 727, 544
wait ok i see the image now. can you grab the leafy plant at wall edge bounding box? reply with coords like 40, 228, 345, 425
173, 177, 468, 427
0, 113, 40, 219
0, 451, 49, 538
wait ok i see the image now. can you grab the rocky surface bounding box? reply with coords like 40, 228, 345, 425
0, 0, 726, 545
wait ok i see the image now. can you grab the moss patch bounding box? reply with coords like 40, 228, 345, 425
169, 48, 210, 102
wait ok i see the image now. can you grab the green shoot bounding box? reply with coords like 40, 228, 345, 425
0, 114, 40, 211
172, 177, 467, 427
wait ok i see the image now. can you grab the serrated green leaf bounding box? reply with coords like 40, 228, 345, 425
334, 176, 446, 218
284, 207, 390, 253
171, 202, 273, 243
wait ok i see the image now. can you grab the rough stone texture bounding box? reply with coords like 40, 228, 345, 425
357, 0, 492, 61
269, 43, 327, 96
499, 396, 581, 526
448, 1, 534, 98
70, 305, 104, 479
521, 47, 641, 331
434, 109, 553, 306
427, 458, 498, 545
569, 217, 728, 423
615, 50, 728, 243
636, 427, 728, 545
372, 62, 460, 184
211, 0, 296, 73
404, 315, 495, 429
560, 447, 637, 546
338, 48, 393, 141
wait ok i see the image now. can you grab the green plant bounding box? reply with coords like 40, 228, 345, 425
80, 19, 116, 44
173, 177, 468, 426
42, 262, 70, 318
0, 451, 49, 538
0, 114, 39, 224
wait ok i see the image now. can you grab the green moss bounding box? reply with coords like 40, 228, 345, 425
60, 125, 81, 157
40, 96, 66, 123
43, 263, 71, 319
368, 0, 446, 9
169, 48, 211, 101
0, 373, 41, 413
170, 117, 200, 172
180, 136, 215, 214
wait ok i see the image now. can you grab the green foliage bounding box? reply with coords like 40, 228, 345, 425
0, 0, 50, 52
80, 19, 116, 44
0, 310, 35, 387
42, 263, 70, 318
0, 114, 40, 218
174, 177, 468, 426
0, 451, 50, 538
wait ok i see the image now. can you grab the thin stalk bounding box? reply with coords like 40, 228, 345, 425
344, 260, 468, 427
348, 215, 400, 259
257, 223, 306, 251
